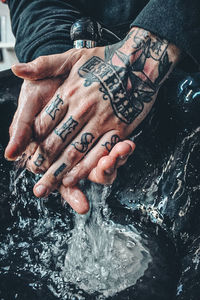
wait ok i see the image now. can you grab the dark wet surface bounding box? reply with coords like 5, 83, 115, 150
0, 69, 199, 299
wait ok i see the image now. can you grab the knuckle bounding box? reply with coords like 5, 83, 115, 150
27, 160, 44, 174
63, 163, 89, 187
74, 163, 90, 180
63, 84, 78, 100
35, 55, 47, 66
77, 99, 96, 119
26, 141, 38, 156
33, 117, 42, 140
40, 138, 58, 159
34, 115, 49, 141
73, 48, 85, 60
66, 148, 79, 165
64, 49, 83, 71
31, 56, 48, 75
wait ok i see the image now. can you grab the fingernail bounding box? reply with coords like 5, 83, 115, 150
12, 63, 28, 70
34, 185, 48, 198
4, 143, 20, 160
12, 63, 30, 74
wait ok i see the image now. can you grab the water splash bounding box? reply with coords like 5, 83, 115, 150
0, 126, 199, 299
63, 184, 151, 298
0, 164, 152, 299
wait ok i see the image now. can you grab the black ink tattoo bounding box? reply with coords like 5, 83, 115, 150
72, 133, 94, 153
78, 28, 172, 124
34, 154, 45, 167
54, 163, 67, 177
54, 116, 78, 142
79, 56, 134, 123
102, 135, 121, 152
45, 94, 64, 120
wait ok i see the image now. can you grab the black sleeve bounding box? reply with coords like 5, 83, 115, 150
7, 0, 83, 62
131, 0, 200, 68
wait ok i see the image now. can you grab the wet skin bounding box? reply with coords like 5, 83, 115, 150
5, 27, 180, 213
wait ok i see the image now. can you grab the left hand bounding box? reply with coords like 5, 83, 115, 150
5, 60, 135, 214
5, 50, 135, 214
4, 75, 135, 215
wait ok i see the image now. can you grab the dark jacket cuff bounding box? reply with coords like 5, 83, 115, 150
131, 0, 200, 69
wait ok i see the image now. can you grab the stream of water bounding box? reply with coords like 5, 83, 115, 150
0, 162, 153, 299
63, 184, 151, 298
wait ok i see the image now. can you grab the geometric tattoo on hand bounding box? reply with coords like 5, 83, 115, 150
102, 134, 121, 152
45, 94, 64, 120
34, 153, 45, 167
54, 116, 78, 142
72, 132, 94, 153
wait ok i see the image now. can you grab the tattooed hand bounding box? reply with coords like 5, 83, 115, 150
5, 27, 180, 212
4, 55, 135, 214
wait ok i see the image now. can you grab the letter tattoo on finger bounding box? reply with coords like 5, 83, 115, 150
54, 116, 78, 142
54, 163, 67, 177
102, 134, 121, 152
45, 94, 64, 120
34, 153, 45, 167
72, 132, 95, 153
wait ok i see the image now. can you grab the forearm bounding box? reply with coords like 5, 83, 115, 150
8, 0, 83, 62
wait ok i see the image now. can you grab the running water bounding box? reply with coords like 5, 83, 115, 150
63, 184, 151, 298
3, 167, 151, 299
0, 126, 199, 299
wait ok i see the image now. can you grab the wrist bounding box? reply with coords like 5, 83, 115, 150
122, 27, 181, 86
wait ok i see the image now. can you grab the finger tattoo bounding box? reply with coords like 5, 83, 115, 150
54, 116, 78, 142
102, 134, 121, 152
34, 153, 45, 167
45, 94, 64, 120
54, 163, 67, 177
72, 132, 95, 153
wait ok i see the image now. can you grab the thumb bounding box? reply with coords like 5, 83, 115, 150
12, 49, 81, 80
